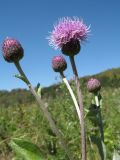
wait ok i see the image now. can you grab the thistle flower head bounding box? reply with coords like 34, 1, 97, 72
52, 55, 67, 72
87, 78, 101, 93
2, 37, 24, 63
48, 17, 90, 55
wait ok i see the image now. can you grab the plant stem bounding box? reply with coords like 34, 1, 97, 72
94, 95, 104, 142
69, 56, 86, 160
14, 60, 74, 160
95, 96, 99, 107
60, 72, 81, 124
99, 110, 104, 142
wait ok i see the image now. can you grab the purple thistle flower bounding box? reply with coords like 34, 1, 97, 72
2, 37, 24, 63
48, 17, 90, 52
52, 55, 67, 72
87, 78, 101, 93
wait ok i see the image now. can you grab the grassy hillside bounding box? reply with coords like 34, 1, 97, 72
0, 67, 120, 159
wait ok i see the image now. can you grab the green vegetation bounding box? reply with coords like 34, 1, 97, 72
0, 68, 120, 159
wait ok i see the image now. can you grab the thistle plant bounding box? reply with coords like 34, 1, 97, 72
87, 78, 104, 141
87, 78, 101, 107
1, 18, 120, 160
52, 55, 81, 124
87, 78, 105, 159
48, 17, 90, 160
2, 37, 74, 160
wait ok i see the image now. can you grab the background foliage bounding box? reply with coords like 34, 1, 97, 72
0, 68, 120, 159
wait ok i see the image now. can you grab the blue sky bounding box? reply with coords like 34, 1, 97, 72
0, 0, 120, 90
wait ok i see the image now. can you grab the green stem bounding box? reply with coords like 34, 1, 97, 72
94, 94, 104, 142
98, 109, 104, 142
69, 56, 86, 160
14, 60, 74, 160
95, 96, 99, 107
60, 72, 81, 124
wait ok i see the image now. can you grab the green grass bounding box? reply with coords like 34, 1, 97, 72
0, 68, 120, 159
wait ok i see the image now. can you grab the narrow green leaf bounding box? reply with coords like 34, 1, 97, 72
14, 74, 28, 84
10, 138, 44, 160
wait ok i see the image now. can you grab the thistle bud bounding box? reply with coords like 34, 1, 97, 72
52, 55, 67, 72
2, 38, 24, 63
87, 78, 101, 93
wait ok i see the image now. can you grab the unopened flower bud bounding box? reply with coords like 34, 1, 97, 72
87, 78, 101, 93
2, 38, 24, 63
52, 55, 67, 72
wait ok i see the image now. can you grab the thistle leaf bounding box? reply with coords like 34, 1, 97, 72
10, 138, 44, 160
14, 74, 28, 84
